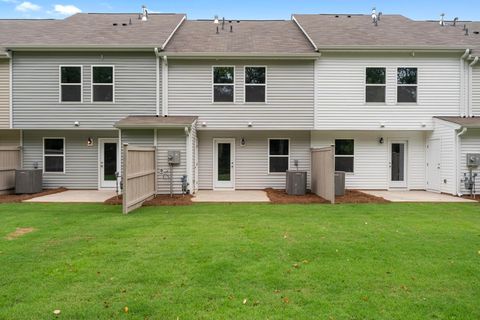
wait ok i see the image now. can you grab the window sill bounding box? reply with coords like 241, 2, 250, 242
268, 172, 287, 175
395, 102, 418, 105
43, 172, 66, 175
213, 102, 236, 105
244, 102, 267, 105
364, 103, 388, 106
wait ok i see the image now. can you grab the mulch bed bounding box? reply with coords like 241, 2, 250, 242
461, 195, 480, 202
336, 190, 390, 204
265, 188, 329, 204
0, 188, 67, 203
265, 188, 389, 204
105, 194, 193, 206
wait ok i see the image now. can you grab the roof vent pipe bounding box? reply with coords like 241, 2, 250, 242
222, 17, 225, 30
439, 13, 445, 26
230, 25, 233, 32
465, 28, 469, 36
453, 17, 458, 26
141, 5, 148, 21
378, 12, 382, 21
371, 7, 378, 26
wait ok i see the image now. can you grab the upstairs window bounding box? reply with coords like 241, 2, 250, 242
245, 66, 266, 103
268, 139, 289, 173
43, 138, 65, 173
335, 139, 354, 173
397, 68, 417, 103
365, 67, 386, 103
213, 66, 234, 103
60, 66, 82, 102
92, 66, 114, 102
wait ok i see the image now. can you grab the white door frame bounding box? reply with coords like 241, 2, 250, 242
426, 138, 441, 193
388, 139, 408, 189
212, 138, 235, 190
98, 138, 120, 189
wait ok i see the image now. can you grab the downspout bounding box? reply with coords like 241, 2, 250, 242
162, 56, 168, 117
6, 50, 13, 129
154, 48, 160, 116
456, 127, 468, 196
468, 56, 479, 117
460, 49, 470, 116
185, 126, 192, 193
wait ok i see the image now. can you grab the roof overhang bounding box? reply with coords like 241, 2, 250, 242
5, 45, 159, 52
317, 46, 469, 53
434, 116, 480, 129
114, 116, 198, 129
162, 52, 319, 59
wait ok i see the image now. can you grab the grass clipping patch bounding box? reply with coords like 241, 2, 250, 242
5, 227, 36, 240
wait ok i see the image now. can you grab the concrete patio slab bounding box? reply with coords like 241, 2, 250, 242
360, 190, 476, 203
193, 190, 270, 203
24, 190, 116, 203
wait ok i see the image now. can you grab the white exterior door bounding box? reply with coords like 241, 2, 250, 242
426, 139, 441, 192
99, 138, 119, 189
213, 138, 235, 190
389, 140, 408, 189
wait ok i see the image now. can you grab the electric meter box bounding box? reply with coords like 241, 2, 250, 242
168, 150, 181, 165
466, 153, 480, 167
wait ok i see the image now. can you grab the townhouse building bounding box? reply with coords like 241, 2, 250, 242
0, 9, 479, 196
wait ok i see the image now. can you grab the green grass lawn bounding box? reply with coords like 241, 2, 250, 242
1, 203, 480, 319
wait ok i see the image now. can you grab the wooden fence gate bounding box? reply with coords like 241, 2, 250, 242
311, 147, 335, 204
122, 145, 157, 214
0, 147, 21, 193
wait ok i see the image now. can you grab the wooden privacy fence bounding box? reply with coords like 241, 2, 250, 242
311, 147, 335, 204
0, 147, 21, 193
122, 144, 157, 214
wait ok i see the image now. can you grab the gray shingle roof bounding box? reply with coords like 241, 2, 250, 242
435, 116, 480, 128
163, 20, 315, 55
293, 14, 480, 51
0, 13, 185, 50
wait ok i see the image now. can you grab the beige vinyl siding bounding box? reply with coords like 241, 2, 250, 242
156, 129, 187, 194
311, 130, 426, 190
427, 120, 458, 195
198, 130, 311, 190
168, 60, 314, 129
22, 130, 117, 189
121, 129, 188, 194
315, 52, 461, 130
0, 130, 20, 147
472, 66, 480, 116
460, 129, 480, 194
0, 59, 9, 128
13, 52, 159, 129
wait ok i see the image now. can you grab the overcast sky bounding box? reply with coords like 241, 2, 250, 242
0, 0, 478, 21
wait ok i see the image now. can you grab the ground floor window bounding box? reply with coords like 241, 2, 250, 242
43, 138, 65, 173
269, 139, 289, 173
335, 139, 354, 173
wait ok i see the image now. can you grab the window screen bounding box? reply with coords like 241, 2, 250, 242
397, 68, 417, 103
335, 139, 354, 173
269, 139, 289, 173
213, 67, 234, 102
92, 66, 114, 102
245, 67, 266, 102
366, 67, 386, 103
60, 66, 81, 102
44, 138, 65, 173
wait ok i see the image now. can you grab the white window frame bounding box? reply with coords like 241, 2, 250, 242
396, 67, 418, 104
59, 65, 83, 103
365, 66, 386, 104
334, 139, 355, 174
91, 65, 115, 103
43, 137, 66, 174
268, 138, 290, 174
212, 65, 235, 104
244, 65, 267, 104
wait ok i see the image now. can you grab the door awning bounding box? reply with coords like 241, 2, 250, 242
114, 115, 198, 129
435, 116, 480, 129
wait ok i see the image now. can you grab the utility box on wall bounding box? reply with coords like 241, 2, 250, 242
167, 150, 181, 165
466, 154, 480, 167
